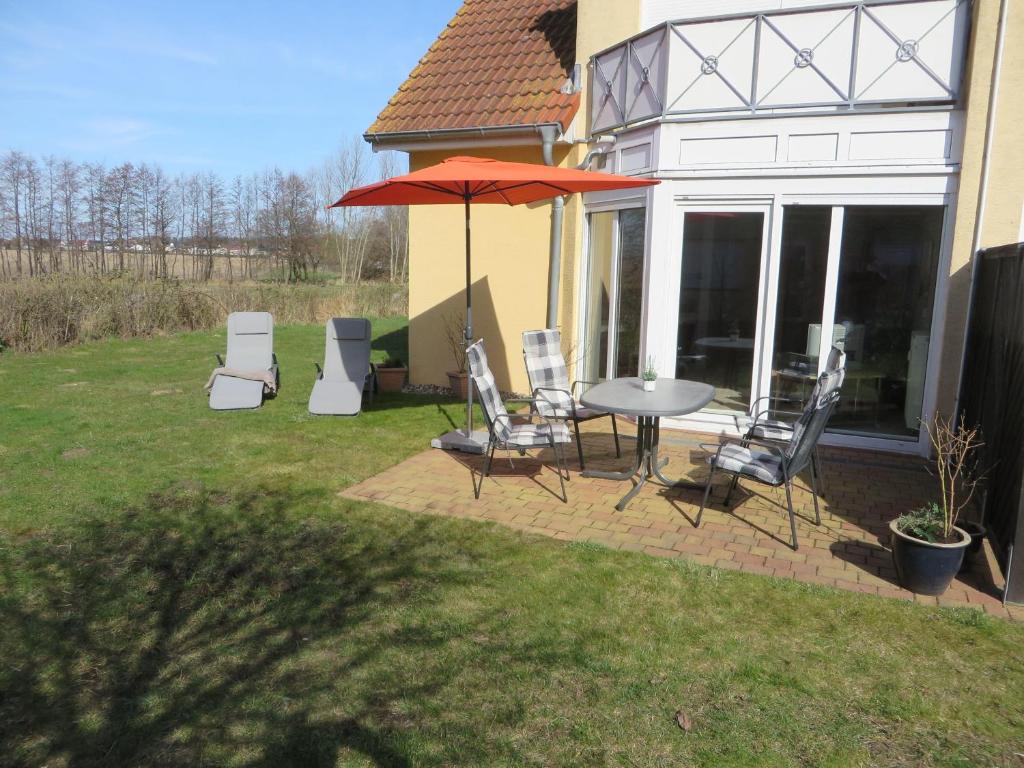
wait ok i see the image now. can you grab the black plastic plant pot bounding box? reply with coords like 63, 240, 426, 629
889, 520, 969, 596
957, 521, 987, 571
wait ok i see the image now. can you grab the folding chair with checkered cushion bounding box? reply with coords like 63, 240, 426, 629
521, 329, 620, 470
468, 339, 571, 501
739, 345, 846, 496
697, 368, 842, 550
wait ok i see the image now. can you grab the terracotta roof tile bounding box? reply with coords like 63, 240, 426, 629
367, 0, 579, 137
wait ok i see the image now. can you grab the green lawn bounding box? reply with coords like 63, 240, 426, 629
1, 323, 1023, 767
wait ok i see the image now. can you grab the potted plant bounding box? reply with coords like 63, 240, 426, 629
890, 416, 982, 596
443, 313, 470, 399
642, 356, 658, 392
375, 356, 407, 393
957, 518, 988, 573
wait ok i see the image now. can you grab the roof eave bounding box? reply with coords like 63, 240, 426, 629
364, 122, 570, 146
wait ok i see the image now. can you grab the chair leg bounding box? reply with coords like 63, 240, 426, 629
808, 456, 822, 526
573, 419, 586, 470
784, 479, 799, 550
610, 413, 621, 457
696, 464, 716, 527
723, 475, 740, 507
812, 448, 826, 499
552, 438, 568, 503
475, 441, 495, 499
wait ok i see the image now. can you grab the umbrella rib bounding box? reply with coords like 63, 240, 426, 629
402, 181, 466, 198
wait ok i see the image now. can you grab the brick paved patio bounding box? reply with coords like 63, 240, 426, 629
343, 419, 1022, 621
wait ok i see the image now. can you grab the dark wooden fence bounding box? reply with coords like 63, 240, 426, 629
959, 242, 1024, 604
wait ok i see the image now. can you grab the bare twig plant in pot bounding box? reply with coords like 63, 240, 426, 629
443, 313, 469, 399
890, 415, 982, 596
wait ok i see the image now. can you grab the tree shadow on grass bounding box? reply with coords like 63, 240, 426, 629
0, 486, 486, 767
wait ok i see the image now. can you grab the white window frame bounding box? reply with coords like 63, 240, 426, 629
659, 197, 774, 433
578, 195, 649, 382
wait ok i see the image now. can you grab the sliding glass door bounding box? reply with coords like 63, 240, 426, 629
582, 208, 646, 382
676, 210, 767, 413
768, 205, 944, 439
830, 207, 943, 437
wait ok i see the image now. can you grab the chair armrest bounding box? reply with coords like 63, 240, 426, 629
749, 394, 801, 412
272, 352, 278, 365
491, 408, 560, 444
533, 387, 575, 419
736, 436, 788, 457
746, 395, 803, 436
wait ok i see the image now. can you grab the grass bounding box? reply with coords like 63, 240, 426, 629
2, 323, 1024, 767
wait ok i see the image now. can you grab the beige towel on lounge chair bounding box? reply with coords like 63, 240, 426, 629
205, 367, 278, 394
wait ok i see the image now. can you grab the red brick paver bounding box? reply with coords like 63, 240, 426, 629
343, 420, 1022, 621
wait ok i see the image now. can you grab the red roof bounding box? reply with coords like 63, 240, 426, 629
366, 0, 579, 138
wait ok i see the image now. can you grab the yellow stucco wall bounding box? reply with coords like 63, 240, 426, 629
407, 145, 571, 394
936, 0, 1024, 414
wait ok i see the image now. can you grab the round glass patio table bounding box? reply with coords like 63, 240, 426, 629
580, 377, 715, 511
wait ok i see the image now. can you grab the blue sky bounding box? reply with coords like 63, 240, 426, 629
0, 0, 461, 176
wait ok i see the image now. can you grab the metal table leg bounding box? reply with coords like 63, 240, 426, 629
583, 416, 704, 511
649, 417, 706, 491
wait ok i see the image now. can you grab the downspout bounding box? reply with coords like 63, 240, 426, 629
539, 124, 564, 329
954, 0, 1009, 420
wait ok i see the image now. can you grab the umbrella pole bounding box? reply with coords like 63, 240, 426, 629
463, 194, 473, 437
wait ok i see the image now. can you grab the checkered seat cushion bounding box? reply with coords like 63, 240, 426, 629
469, 339, 571, 448
507, 420, 572, 447
710, 444, 784, 485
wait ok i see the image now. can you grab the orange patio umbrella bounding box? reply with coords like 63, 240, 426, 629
329, 155, 658, 451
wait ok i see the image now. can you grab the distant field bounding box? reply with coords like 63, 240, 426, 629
0, 273, 408, 352
1, 247, 290, 282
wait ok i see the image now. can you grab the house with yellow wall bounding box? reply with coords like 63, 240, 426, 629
365, 0, 1023, 457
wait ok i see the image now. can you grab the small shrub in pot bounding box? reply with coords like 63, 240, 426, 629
891, 416, 981, 596
443, 312, 469, 399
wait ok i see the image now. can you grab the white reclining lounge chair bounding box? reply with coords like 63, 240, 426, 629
208, 311, 278, 411
308, 317, 375, 416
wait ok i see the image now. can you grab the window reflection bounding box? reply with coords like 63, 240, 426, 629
677, 212, 764, 412
832, 207, 942, 437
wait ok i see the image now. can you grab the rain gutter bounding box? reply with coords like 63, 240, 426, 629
539, 124, 564, 329
364, 122, 565, 150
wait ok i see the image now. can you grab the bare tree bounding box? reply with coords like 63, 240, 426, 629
0, 151, 27, 276
57, 158, 81, 273
377, 152, 408, 283
0, 142, 410, 285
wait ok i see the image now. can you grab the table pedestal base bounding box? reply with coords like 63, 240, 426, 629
582, 416, 704, 511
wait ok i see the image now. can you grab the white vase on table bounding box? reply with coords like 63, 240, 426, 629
642, 379, 656, 392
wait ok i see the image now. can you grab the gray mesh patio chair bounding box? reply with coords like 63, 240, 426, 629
697, 367, 843, 550
469, 339, 572, 502
521, 329, 620, 470
740, 345, 846, 494
308, 317, 376, 416
208, 311, 278, 410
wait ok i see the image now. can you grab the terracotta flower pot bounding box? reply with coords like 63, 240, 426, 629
447, 371, 469, 399
889, 519, 969, 596
376, 366, 406, 393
